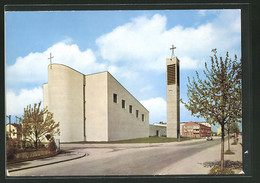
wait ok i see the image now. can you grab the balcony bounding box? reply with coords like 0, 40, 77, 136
193, 126, 200, 129
193, 129, 200, 134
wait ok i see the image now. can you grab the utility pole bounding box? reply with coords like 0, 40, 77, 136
6, 115, 11, 138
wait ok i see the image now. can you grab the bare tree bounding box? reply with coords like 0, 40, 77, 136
19, 101, 60, 149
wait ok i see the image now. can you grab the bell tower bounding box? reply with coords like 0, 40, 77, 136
166, 45, 180, 138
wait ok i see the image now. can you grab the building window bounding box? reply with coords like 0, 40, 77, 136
122, 100, 125, 108
136, 110, 139, 118
113, 93, 117, 103
129, 105, 132, 113
142, 114, 145, 121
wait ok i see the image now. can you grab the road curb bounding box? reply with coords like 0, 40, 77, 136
8, 152, 87, 172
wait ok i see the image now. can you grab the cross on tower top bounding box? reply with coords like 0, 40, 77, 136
170, 45, 176, 58
48, 53, 54, 65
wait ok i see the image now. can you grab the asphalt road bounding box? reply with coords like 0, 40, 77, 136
10, 138, 222, 176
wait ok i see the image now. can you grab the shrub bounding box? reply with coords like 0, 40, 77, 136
25, 141, 34, 149
38, 141, 46, 149
209, 166, 235, 175
17, 141, 23, 150
6, 141, 16, 160
48, 138, 57, 152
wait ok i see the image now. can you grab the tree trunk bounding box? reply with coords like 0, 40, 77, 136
35, 131, 38, 150
227, 129, 230, 151
220, 123, 225, 171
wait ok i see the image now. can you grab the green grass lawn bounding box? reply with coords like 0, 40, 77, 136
64, 136, 201, 144
111, 137, 196, 143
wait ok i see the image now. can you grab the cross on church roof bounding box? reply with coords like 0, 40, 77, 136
48, 53, 54, 64
170, 45, 176, 58
48, 53, 54, 69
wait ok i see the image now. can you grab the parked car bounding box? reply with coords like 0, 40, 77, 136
206, 136, 213, 141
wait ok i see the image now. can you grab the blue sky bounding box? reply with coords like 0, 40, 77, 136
5, 10, 241, 130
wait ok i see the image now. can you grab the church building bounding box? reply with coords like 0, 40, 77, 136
43, 64, 149, 142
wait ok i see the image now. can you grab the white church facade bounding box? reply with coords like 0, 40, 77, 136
43, 64, 149, 143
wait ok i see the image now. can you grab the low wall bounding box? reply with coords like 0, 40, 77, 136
8, 150, 58, 164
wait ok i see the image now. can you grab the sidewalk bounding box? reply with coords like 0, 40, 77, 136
157, 137, 243, 175
7, 151, 86, 172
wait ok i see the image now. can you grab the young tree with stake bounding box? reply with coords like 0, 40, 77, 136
181, 49, 242, 172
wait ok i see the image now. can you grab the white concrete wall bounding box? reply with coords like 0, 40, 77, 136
107, 73, 149, 141
43, 84, 48, 110
149, 125, 166, 137
85, 72, 108, 141
46, 64, 84, 142
44, 64, 149, 142
42, 83, 51, 142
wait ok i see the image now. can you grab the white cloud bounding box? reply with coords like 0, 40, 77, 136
96, 11, 241, 71
107, 65, 138, 80
179, 56, 201, 70
140, 97, 205, 124
141, 97, 166, 123
96, 14, 167, 63
140, 85, 153, 93
6, 41, 106, 86
213, 10, 241, 33
6, 87, 43, 116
